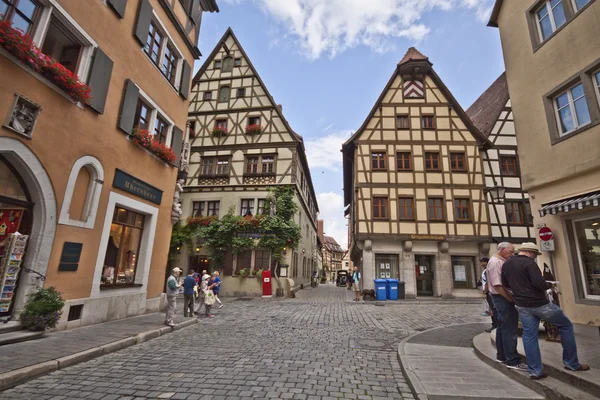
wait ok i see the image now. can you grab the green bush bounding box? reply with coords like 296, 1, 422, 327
20, 287, 65, 331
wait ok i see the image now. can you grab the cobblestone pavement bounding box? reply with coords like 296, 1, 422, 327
1, 284, 490, 400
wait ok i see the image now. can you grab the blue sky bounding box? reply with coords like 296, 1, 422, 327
194, 0, 504, 248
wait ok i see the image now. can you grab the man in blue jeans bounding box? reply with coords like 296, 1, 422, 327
486, 242, 528, 371
502, 242, 590, 379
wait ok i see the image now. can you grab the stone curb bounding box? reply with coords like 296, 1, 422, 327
0, 318, 198, 392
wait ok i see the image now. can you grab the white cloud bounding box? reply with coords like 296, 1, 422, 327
225, 0, 493, 59
317, 192, 348, 249
304, 130, 352, 172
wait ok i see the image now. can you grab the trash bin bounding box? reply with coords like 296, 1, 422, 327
398, 281, 406, 300
386, 278, 399, 300
374, 279, 387, 301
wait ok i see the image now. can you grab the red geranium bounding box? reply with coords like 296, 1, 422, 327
245, 124, 262, 135
212, 127, 228, 137
131, 128, 177, 165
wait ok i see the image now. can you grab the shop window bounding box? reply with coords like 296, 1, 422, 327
241, 199, 254, 217
573, 216, 600, 298
101, 207, 145, 287
451, 256, 476, 289
371, 152, 386, 170
375, 254, 398, 279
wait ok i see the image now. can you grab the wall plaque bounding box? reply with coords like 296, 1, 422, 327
58, 242, 83, 271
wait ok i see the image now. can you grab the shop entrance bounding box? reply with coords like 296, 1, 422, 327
0, 156, 33, 317
415, 255, 434, 296
189, 255, 209, 274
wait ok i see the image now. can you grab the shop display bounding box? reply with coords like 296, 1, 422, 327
0, 233, 29, 313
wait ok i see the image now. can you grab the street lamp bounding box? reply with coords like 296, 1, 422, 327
486, 185, 506, 203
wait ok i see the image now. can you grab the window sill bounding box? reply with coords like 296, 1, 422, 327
451, 170, 468, 174
100, 283, 144, 290
397, 169, 413, 172
244, 172, 276, 177
425, 169, 442, 172
456, 220, 473, 223
551, 120, 600, 145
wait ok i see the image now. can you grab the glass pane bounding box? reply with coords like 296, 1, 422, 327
116, 226, 142, 284
537, 3, 548, 18
11, 13, 30, 33
0, 3, 9, 18
558, 106, 575, 134
452, 256, 476, 289
574, 218, 600, 297
102, 224, 123, 284
539, 15, 553, 40
552, 1, 567, 28
574, 97, 591, 126
575, 0, 591, 10
556, 92, 569, 109
18, 0, 37, 19
596, 71, 600, 88
115, 207, 128, 224
570, 83, 585, 99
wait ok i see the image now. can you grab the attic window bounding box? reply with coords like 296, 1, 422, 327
234, 58, 241, 66
214, 60, 221, 69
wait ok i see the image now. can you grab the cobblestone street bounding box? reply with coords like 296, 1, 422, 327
1, 284, 489, 400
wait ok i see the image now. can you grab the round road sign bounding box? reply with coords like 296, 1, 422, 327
539, 227, 553, 241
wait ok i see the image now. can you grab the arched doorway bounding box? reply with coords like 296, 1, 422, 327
0, 155, 33, 317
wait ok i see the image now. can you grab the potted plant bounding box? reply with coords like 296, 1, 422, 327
239, 268, 249, 277
245, 124, 262, 135
212, 127, 228, 137
131, 128, 176, 164
20, 287, 65, 331
254, 268, 263, 278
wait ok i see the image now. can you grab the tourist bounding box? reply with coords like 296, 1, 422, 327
486, 242, 527, 371
501, 242, 590, 380
480, 257, 497, 333
212, 271, 223, 309
201, 273, 216, 318
182, 269, 196, 317
164, 267, 182, 327
351, 266, 361, 301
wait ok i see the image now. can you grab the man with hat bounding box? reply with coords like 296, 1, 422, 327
501, 242, 590, 380
165, 267, 182, 327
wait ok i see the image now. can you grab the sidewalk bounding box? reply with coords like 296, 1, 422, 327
0, 312, 197, 391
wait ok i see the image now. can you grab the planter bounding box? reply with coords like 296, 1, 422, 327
20, 312, 61, 332
245, 124, 262, 135
20, 287, 65, 332
131, 128, 176, 165
212, 128, 228, 137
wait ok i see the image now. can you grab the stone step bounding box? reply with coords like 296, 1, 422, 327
0, 330, 44, 346
473, 332, 598, 400
0, 321, 22, 335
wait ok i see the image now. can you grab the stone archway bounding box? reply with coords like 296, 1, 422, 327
0, 137, 57, 319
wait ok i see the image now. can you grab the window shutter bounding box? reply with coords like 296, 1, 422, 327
87, 48, 114, 114
218, 87, 230, 102
170, 126, 184, 167
107, 0, 127, 18
117, 79, 139, 134
223, 250, 233, 276
134, 0, 152, 46
191, 0, 202, 26
179, 60, 191, 99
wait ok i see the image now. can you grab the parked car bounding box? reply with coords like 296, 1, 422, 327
336, 271, 348, 287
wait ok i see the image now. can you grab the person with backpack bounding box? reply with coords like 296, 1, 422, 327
351, 266, 361, 301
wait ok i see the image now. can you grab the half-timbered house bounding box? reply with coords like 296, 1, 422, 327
177, 29, 319, 296
342, 48, 493, 298
467, 73, 535, 250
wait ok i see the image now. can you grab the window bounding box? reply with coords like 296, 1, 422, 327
215, 119, 227, 130
40, 15, 87, 74
234, 58, 241, 66
161, 44, 177, 84
145, 21, 164, 65
237, 88, 246, 97
500, 156, 518, 176
375, 254, 398, 279
428, 198, 445, 221
236, 250, 252, 273
254, 250, 270, 270
572, 216, 600, 298
257, 199, 266, 215
572, 0, 592, 11
241, 199, 254, 216
214, 60, 221, 69
451, 256, 477, 289
396, 115, 410, 129
398, 197, 414, 220
101, 207, 145, 287
222, 56, 233, 72
421, 115, 435, 129
192, 201, 204, 217
371, 152, 386, 170
200, 157, 229, 176
454, 199, 471, 221
505, 201, 533, 225
246, 155, 275, 174
218, 86, 230, 102
450, 153, 467, 172
248, 116, 260, 126
396, 152, 412, 171
554, 83, 591, 136
134, 99, 152, 131
536, 0, 567, 41
0, 0, 40, 35
153, 115, 168, 144
206, 201, 219, 216
203, 91, 212, 100
424, 152, 440, 171
373, 197, 388, 219
595, 71, 600, 105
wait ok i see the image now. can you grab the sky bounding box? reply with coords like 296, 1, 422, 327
194, 0, 505, 250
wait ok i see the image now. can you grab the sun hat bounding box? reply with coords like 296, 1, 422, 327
518, 242, 542, 255
202, 274, 211, 281
172, 267, 182, 273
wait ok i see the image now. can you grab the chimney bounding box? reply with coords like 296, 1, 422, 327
317, 220, 324, 243
277, 104, 283, 113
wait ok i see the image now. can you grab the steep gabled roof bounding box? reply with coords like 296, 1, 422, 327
487, 0, 503, 27
324, 236, 344, 253
199, 0, 219, 12
398, 47, 428, 66
192, 28, 319, 213
466, 72, 509, 138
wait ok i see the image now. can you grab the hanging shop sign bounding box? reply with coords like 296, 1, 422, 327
113, 169, 162, 205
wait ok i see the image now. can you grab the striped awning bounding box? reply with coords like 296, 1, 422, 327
538, 190, 600, 217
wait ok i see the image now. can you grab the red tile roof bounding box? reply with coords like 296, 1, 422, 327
466, 72, 509, 138
398, 47, 428, 66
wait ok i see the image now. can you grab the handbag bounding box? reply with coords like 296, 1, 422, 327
205, 290, 216, 305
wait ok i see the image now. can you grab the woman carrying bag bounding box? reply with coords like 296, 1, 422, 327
201, 274, 216, 319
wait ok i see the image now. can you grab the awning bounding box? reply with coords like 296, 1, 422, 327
538, 190, 600, 217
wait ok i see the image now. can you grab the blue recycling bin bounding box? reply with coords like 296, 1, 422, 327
386, 279, 399, 300
374, 279, 387, 301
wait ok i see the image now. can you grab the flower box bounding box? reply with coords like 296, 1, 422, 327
131, 128, 177, 165
0, 20, 91, 104
186, 215, 218, 226
245, 124, 262, 135
212, 127, 228, 137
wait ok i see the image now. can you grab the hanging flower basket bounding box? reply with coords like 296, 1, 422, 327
245, 124, 262, 135
0, 20, 91, 104
212, 127, 228, 137
131, 128, 177, 165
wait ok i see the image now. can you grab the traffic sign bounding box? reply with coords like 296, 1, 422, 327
541, 240, 555, 252
539, 227, 553, 241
